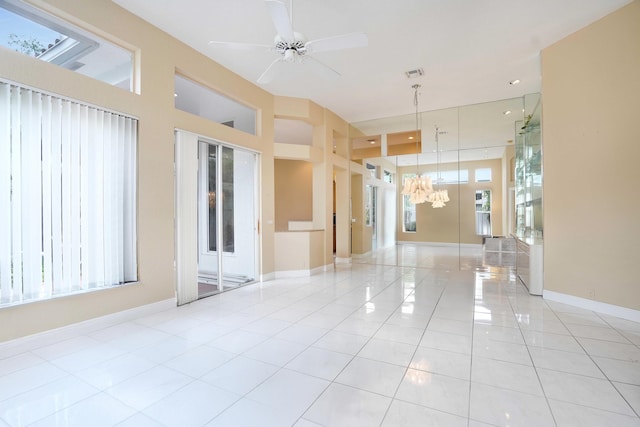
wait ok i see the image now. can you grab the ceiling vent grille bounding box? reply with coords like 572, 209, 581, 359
65, 61, 85, 71
405, 68, 424, 78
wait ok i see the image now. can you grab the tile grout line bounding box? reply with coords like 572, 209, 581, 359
510, 281, 559, 427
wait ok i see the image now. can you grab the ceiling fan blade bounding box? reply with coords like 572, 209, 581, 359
257, 57, 286, 84
265, 0, 294, 42
305, 32, 368, 53
208, 41, 273, 51
302, 55, 340, 81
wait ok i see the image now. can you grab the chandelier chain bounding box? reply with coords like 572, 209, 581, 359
413, 84, 421, 177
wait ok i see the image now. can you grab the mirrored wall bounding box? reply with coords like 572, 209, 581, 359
350, 95, 538, 271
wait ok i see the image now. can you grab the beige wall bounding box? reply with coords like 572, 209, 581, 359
542, 0, 640, 309
274, 160, 313, 231
274, 231, 325, 272
0, 0, 275, 341
397, 159, 504, 244
273, 96, 351, 267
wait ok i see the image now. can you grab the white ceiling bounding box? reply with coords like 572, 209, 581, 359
113, 0, 629, 124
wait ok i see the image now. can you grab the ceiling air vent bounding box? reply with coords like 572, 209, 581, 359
65, 61, 85, 71
405, 68, 424, 78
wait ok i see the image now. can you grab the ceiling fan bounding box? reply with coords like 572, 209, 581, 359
209, 0, 368, 84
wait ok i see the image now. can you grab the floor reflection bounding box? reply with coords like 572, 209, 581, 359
352, 243, 516, 275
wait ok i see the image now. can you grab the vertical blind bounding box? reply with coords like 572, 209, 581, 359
0, 81, 137, 305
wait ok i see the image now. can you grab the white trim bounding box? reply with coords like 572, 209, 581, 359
260, 272, 276, 282
288, 221, 314, 231
174, 131, 199, 306
351, 251, 372, 259
544, 290, 640, 323
275, 265, 327, 278
174, 128, 261, 156
322, 263, 334, 272
335, 257, 352, 264
0, 298, 176, 349
275, 270, 312, 278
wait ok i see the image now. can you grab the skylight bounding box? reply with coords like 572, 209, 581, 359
0, 6, 60, 56
0, 0, 134, 91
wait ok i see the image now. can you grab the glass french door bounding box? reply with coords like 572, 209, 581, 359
197, 141, 257, 297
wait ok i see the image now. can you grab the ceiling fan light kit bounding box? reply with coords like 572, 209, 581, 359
210, 0, 368, 84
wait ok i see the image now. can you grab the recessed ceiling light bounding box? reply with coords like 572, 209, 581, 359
174, 93, 178, 97
369, 140, 375, 145
509, 79, 520, 85
408, 136, 414, 140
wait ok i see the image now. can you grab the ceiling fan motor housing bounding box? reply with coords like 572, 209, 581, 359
275, 33, 307, 58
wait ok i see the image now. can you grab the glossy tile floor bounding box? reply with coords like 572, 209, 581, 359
1, 250, 640, 426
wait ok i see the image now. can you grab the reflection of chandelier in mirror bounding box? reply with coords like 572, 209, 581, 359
426, 126, 449, 208
400, 84, 433, 204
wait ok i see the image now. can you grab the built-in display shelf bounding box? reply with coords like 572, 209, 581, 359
515, 235, 543, 295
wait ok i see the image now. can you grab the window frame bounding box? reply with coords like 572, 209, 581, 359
0, 80, 138, 307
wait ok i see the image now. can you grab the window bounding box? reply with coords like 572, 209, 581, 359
365, 185, 373, 226
204, 145, 235, 253
475, 168, 492, 182
0, 0, 134, 91
475, 190, 492, 236
402, 174, 417, 232
365, 163, 378, 179
174, 74, 256, 135
0, 81, 137, 306
426, 169, 468, 184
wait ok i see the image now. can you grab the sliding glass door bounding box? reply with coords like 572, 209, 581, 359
197, 141, 257, 297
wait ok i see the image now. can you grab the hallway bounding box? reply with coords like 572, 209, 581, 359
0, 248, 639, 426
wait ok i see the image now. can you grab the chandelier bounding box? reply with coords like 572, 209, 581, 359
400, 84, 433, 204
426, 126, 449, 208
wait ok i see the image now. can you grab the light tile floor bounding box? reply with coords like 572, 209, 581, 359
1, 252, 640, 426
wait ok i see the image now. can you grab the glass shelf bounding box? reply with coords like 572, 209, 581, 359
515, 93, 542, 239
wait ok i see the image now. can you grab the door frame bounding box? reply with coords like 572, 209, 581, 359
175, 130, 260, 305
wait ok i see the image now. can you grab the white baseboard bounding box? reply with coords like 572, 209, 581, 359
334, 257, 352, 264
351, 252, 371, 259
260, 272, 276, 282
544, 290, 640, 323
321, 263, 335, 272
275, 264, 327, 278
397, 241, 482, 249
0, 298, 176, 349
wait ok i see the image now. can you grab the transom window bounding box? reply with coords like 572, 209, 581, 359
174, 74, 257, 136
475, 168, 492, 182
426, 169, 468, 184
